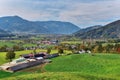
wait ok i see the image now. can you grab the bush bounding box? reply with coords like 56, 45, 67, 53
47, 48, 51, 54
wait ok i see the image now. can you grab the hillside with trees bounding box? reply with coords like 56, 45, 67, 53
74, 20, 120, 39
0, 16, 80, 34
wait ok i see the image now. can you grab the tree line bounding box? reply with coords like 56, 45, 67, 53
0, 45, 24, 52
52, 43, 120, 54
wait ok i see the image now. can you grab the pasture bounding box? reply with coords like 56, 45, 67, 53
0, 54, 120, 80
61, 41, 82, 44
0, 41, 15, 47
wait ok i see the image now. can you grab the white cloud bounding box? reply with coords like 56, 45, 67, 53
0, 0, 120, 28
56, 0, 120, 27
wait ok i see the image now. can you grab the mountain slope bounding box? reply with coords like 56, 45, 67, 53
74, 25, 102, 36
75, 20, 120, 39
36, 21, 80, 34
0, 16, 80, 34
0, 28, 13, 37
0, 28, 8, 34
0, 16, 50, 34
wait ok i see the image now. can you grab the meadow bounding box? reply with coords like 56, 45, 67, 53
61, 41, 82, 44
0, 53, 120, 80
0, 41, 16, 47
0, 40, 36, 48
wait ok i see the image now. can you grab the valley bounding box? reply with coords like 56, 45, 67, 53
0, 16, 120, 80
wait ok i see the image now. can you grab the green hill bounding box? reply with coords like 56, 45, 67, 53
0, 54, 120, 80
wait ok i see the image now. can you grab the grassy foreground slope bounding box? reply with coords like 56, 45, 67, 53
0, 54, 120, 80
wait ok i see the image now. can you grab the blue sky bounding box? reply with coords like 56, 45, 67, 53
0, 0, 120, 28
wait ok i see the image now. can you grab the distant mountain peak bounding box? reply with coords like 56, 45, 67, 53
12, 15, 23, 19
0, 15, 21, 18
0, 16, 80, 34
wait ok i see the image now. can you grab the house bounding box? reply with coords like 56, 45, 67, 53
41, 41, 51, 45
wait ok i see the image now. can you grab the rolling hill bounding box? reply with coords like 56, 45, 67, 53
0, 16, 80, 34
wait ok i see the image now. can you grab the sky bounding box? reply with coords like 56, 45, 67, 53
0, 0, 120, 28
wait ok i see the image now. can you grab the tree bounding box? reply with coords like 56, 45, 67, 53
93, 44, 103, 53
117, 48, 120, 53
80, 44, 86, 50
0, 45, 8, 52
68, 45, 73, 51
58, 48, 64, 54
13, 45, 24, 51
47, 48, 51, 54
6, 50, 16, 62
97, 44, 103, 53
33, 48, 37, 54
105, 44, 114, 53
93, 45, 99, 53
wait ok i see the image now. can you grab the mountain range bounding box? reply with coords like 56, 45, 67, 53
74, 20, 120, 39
0, 15, 120, 39
0, 16, 80, 34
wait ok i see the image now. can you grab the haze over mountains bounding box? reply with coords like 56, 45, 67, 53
0, 16, 80, 34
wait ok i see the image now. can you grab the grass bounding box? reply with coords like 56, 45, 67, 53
61, 41, 82, 44
0, 72, 87, 80
0, 41, 15, 47
23, 43, 36, 47
45, 54, 120, 75
0, 40, 37, 48
0, 54, 120, 80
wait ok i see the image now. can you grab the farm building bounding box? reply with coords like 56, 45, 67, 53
0, 53, 59, 72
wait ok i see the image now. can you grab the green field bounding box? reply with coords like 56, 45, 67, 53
61, 41, 82, 44
23, 43, 36, 47
0, 40, 37, 48
0, 41, 15, 47
0, 54, 120, 80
